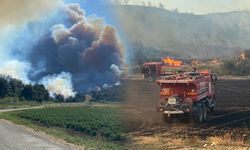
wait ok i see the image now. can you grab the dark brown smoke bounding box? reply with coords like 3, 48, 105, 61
0, 0, 62, 26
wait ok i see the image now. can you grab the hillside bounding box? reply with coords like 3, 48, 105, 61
112, 5, 250, 62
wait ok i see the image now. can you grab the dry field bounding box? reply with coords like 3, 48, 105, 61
121, 79, 250, 149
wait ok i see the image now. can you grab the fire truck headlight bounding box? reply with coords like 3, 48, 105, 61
161, 88, 171, 96
187, 89, 197, 96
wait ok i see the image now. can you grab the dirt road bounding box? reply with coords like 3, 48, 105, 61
0, 106, 78, 150
0, 106, 45, 113
0, 120, 74, 150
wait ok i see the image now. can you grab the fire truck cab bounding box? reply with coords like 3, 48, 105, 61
141, 62, 162, 81
141, 57, 183, 81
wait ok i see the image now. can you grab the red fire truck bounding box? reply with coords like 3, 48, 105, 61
156, 70, 217, 123
141, 57, 183, 81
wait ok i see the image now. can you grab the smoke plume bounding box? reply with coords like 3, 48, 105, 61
111, 64, 122, 77
40, 72, 75, 98
0, 0, 62, 26
113, 6, 250, 61
0, 2, 124, 97
0, 60, 31, 84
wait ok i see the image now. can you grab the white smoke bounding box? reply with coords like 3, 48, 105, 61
40, 72, 76, 98
102, 83, 113, 89
50, 24, 71, 44
115, 81, 121, 86
0, 60, 31, 83
0, 2, 124, 97
110, 64, 122, 77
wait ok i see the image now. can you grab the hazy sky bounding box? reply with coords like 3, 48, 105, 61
125, 0, 250, 14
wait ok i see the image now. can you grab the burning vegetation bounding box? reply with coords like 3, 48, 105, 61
162, 57, 182, 67
240, 52, 247, 60
0, 75, 88, 103
222, 50, 250, 76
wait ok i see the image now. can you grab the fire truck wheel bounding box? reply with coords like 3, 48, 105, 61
202, 103, 207, 122
209, 106, 215, 112
209, 96, 215, 112
193, 104, 203, 123
162, 114, 174, 123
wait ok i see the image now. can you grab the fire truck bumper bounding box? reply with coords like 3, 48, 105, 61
163, 110, 184, 115
157, 103, 191, 114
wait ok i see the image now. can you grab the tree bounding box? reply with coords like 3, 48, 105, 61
159, 3, 164, 9
32, 84, 49, 102
55, 94, 64, 102
74, 92, 86, 102
20, 84, 33, 101
142, 1, 146, 6
0, 76, 52, 102
7, 78, 24, 97
65, 96, 74, 103
65, 92, 85, 103
0, 77, 8, 98
244, 49, 250, 59
173, 8, 179, 13
124, 0, 129, 5
20, 84, 49, 102
147, 1, 152, 7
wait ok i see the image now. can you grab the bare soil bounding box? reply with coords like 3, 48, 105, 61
120, 79, 250, 148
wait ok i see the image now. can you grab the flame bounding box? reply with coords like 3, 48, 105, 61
210, 59, 221, 65
240, 52, 246, 60
192, 60, 199, 65
162, 57, 182, 67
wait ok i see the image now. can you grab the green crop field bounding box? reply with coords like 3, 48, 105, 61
0, 105, 128, 149
11, 107, 125, 141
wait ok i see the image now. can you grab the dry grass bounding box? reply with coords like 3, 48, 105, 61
130, 133, 249, 149
207, 134, 248, 146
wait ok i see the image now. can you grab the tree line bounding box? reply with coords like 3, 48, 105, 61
112, 0, 165, 9
0, 76, 85, 103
